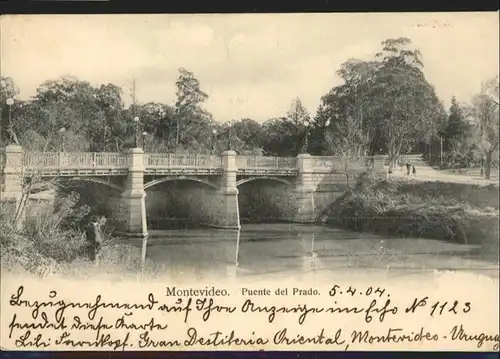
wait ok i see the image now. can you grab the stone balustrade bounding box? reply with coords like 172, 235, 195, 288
22, 152, 128, 169
145, 153, 223, 169
14, 151, 382, 173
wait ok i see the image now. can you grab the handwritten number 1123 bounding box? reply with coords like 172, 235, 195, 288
405, 297, 471, 316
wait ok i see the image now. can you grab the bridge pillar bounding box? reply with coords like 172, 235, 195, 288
372, 155, 387, 175
293, 153, 316, 223
121, 147, 148, 238
209, 150, 240, 229
1, 144, 25, 226
2, 144, 23, 198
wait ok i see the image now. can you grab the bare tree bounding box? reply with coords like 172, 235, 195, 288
324, 115, 371, 187
468, 75, 499, 179
7, 106, 73, 225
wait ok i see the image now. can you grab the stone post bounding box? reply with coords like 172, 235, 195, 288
121, 147, 148, 238
214, 150, 240, 229
294, 153, 316, 223
2, 144, 23, 197
372, 155, 387, 176
1, 144, 24, 225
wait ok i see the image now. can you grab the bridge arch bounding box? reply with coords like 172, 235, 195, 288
29, 177, 124, 193
236, 177, 293, 188
144, 176, 218, 190
65, 177, 124, 192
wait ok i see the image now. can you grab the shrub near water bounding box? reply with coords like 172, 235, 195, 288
0, 193, 164, 279
324, 174, 499, 250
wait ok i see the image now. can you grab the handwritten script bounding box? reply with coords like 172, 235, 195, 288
1, 282, 499, 351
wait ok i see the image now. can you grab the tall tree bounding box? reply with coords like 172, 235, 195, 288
469, 75, 499, 179
441, 96, 473, 166
372, 38, 445, 170
95, 84, 125, 151
315, 59, 379, 156
286, 97, 310, 154
173, 68, 210, 149
444, 97, 470, 149
317, 37, 446, 170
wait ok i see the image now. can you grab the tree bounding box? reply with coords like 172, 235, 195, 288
27, 77, 107, 151
133, 102, 175, 152
96, 84, 126, 151
469, 75, 499, 179
259, 118, 298, 156
372, 38, 445, 170
317, 38, 446, 171
324, 115, 369, 157
173, 68, 211, 150
314, 59, 378, 157
444, 97, 471, 149
0, 77, 19, 103
323, 115, 371, 187
232, 118, 264, 153
1, 77, 21, 145
439, 96, 474, 167
446, 97, 469, 142
286, 98, 310, 154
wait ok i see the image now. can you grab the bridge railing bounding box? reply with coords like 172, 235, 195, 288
145, 154, 223, 169
307, 156, 373, 171
4, 150, 381, 173
236, 156, 297, 170
22, 152, 127, 169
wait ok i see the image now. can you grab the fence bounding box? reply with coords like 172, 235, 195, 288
22, 152, 127, 169
236, 156, 297, 170
145, 154, 223, 169
3, 151, 378, 172
307, 156, 372, 172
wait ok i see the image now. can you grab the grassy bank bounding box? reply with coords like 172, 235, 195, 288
0, 194, 164, 279
323, 174, 499, 253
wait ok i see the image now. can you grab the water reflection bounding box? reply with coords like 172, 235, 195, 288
235, 228, 240, 267
138, 223, 498, 280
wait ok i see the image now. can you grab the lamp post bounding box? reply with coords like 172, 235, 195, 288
133, 116, 140, 148
440, 135, 443, 168
301, 119, 310, 154
6, 98, 13, 123
6, 98, 15, 145
223, 123, 233, 151
59, 127, 66, 152
142, 131, 147, 150
211, 129, 217, 154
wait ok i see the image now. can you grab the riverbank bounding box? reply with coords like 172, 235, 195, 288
0, 199, 163, 279
322, 174, 499, 258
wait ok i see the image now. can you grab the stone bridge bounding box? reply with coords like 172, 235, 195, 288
0, 144, 386, 238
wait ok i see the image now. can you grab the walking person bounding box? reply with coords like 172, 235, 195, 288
406, 162, 411, 176
412, 164, 417, 177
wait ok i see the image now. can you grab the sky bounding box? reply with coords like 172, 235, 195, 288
1, 13, 499, 123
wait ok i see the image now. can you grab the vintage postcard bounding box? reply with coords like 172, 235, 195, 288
0, 13, 499, 352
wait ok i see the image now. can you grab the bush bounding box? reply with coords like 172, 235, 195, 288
324, 174, 499, 247
1, 192, 162, 279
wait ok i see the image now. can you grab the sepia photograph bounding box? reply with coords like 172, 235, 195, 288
0, 12, 499, 352
0, 13, 498, 283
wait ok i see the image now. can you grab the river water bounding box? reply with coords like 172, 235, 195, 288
142, 223, 499, 280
